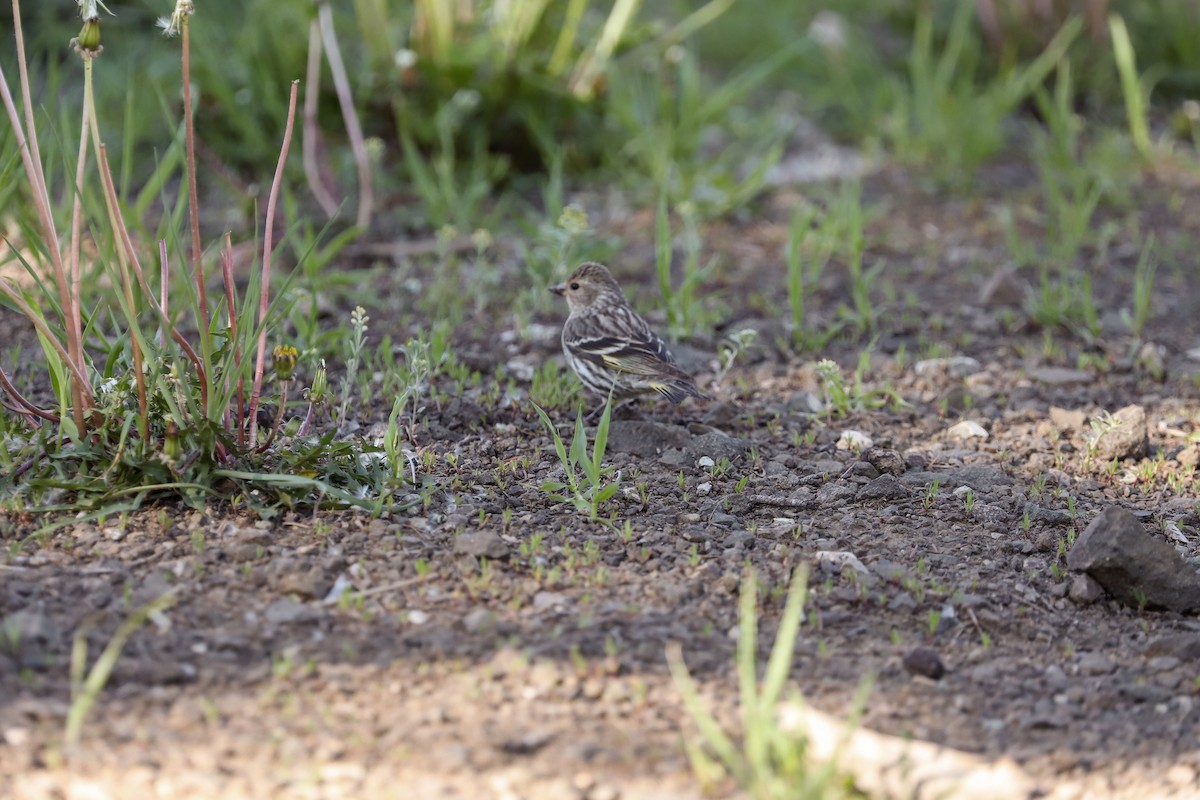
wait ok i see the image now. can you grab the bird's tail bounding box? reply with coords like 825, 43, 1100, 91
654, 379, 709, 404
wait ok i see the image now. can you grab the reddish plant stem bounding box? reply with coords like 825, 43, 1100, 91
0, 364, 56, 423
247, 80, 300, 447
181, 14, 210, 341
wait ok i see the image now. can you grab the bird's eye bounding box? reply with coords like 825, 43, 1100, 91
569, 282, 579, 290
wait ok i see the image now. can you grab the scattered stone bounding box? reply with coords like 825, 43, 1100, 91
1087, 405, 1148, 462
1027, 367, 1091, 386
605, 421, 690, 457
947, 420, 988, 441
914, 356, 982, 377
462, 608, 494, 634
532, 591, 571, 612
842, 460, 878, 480
813, 551, 869, 576
903, 647, 947, 680
696, 456, 715, 469
816, 482, 857, 506
1166, 764, 1198, 787
1029, 505, 1073, 526
274, 568, 333, 600
837, 430, 873, 451
864, 447, 905, 476
264, 598, 319, 625
688, 431, 750, 462
1178, 445, 1200, 469
1068, 572, 1105, 606
454, 530, 510, 561
1066, 506, 1200, 613
1049, 406, 1087, 430
856, 474, 907, 501
1145, 633, 1200, 660
1075, 652, 1115, 676
902, 464, 1013, 492
978, 265, 1028, 307
872, 559, 912, 583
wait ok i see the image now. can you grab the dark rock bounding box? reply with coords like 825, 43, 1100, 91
1145, 633, 1200, 660
901, 464, 1013, 492
1066, 506, 1200, 612
856, 474, 907, 501
1118, 683, 1173, 704
687, 431, 751, 462
864, 447, 906, 476
816, 482, 857, 506
453, 529, 510, 561
1029, 504, 1074, 526
903, 647, 947, 680
606, 421, 690, 457
843, 461, 880, 479
1089, 405, 1149, 462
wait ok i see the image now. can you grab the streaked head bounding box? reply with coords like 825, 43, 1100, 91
549, 262, 625, 314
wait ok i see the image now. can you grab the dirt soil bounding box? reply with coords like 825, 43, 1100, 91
3, 159, 1200, 800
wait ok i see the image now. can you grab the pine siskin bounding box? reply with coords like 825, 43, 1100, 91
550, 262, 706, 404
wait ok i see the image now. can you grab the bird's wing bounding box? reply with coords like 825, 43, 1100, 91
567, 311, 689, 379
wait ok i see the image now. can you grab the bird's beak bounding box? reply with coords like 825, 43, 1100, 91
549, 283, 566, 296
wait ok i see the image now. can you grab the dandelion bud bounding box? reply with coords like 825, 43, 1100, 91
309, 361, 329, 404
163, 421, 181, 460
76, 19, 101, 52
273, 345, 299, 381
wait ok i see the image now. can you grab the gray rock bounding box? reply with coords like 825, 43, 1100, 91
265, 598, 320, 625
901, 464, 1013, 492
1027, 367, 1091, 386
1068, 574, 1105, 605
816, 482, 857, 506
454, 530, 510, 561
1076, 652, 1115, 676
462, 608, 494, 633
856, 474, 907, 501
1066, 506, 1200, 612
1089, 405, 1149, 462
1145, 633, 1200, 660
1029, 504, 1074, 526
605, 421, 690, 457
688, 431, 750, 462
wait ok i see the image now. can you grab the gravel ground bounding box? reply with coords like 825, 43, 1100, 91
3, 162, 1200, 799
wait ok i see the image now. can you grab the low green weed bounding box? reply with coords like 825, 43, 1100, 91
533, 394, 620, 523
